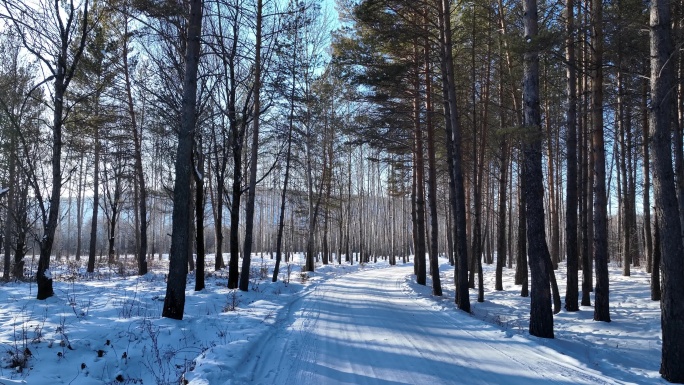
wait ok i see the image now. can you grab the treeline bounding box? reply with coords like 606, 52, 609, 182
1, 0, 684, 382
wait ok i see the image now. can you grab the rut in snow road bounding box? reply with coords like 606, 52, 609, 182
236, 265, 623, 385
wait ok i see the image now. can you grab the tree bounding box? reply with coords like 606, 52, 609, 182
205, 0, 261, 289
0, 33, 42, 281
162, 0, 203, 320
194, 136, 206, 291
564, 0, 579, 312
238, 0, 263, 291
120, 1, 148, 275
271, 9, 297, 281
101, 143, 128, 265
411, 38, 427, 285
423, 6, 441, 296
591, 0, 610, 323
1, 0, 91, 299
649, 0, 684, 380
522, 0, 553, 338
438, 0, 470, 312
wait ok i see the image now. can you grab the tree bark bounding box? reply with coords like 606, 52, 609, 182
516, 164, 527, 292
591, 0, 610, 323
88, 101, 100, 274
238, 0, 263, 291
649, 0, 684, 379
162, 0, 203, 319
194, 141, 206, 291
424, 29, 441, 296
642, 79, 653, 274
651, 213, 661, 301
272, 39, 296, 282
123, 16, 148, 276
523, 0, 553, 338
3, 120, 16, 281
439, 0, 470, 312
495, 139, 508, 291
617, 66, 631, 277
413, 42, 426, 286
564, 0, 579, 312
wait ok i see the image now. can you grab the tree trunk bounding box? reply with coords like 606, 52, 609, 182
564, 0, 579, 312
649, 0, 684, 379
591, 0, 610, 323
544, 74, 559, 270
88, 104, 100, 274
228, 145, 242, 289
495, 139, 508, 291
162, 0, 202, 319
272, 49, 296, 282
107, 177, 121, 266
652, 214, 661, 301
424, 29, 441, 296
238, 0, 263, 292
523, 0, 553, 338
516, 164, 527, 292
194, 141, 206, 291
75, 157, 85, 261
617, 67, 631, 277
412, 45, 427, 286
642, 79, 653, 274
123, 18, 148, 276
37, 72, 67, 300
439, 0, 470, 313
3, 122, 16, 281
12, 187, 27, 280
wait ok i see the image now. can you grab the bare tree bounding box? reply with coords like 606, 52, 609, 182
238, 0, 264, 291
0, 0, 91, 299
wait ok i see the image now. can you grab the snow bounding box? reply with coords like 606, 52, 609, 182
0, 254, 666, 384
0, 187, 8, 196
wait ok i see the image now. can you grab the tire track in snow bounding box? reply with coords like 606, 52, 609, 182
235, 266, 627, 385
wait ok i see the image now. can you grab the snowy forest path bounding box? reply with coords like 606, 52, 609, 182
234, 265, 625, 385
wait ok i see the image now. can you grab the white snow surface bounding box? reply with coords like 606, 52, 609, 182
0, 254, 666, 384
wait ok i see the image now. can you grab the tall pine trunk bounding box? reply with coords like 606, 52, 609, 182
642, 79, 653, 274
194, 142, 206, 291
439, 0, 470, 312
162, 0, 203, 319
412, 42, 427, 286
591, 0, 610, 323
424, 26, 441, 295
564, 0, 579, 312
88, 101, 100, 274
649, 0, 684, 379
523, 0, 553, 338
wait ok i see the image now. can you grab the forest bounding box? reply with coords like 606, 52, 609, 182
0, 0, 683, 383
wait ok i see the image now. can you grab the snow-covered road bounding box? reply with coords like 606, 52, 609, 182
235, 265, 622, 385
